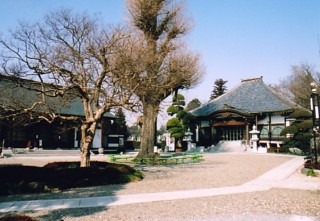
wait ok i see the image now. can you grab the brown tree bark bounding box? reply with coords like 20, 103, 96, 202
80, 122, 96, 167
80, 141, 91, 167
137, 102, 159, 158
0, 9, 141, 168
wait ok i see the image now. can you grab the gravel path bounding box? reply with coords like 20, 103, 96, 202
1, 153, 319, 220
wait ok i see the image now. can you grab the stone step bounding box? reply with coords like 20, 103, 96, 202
214, 141, 246, 152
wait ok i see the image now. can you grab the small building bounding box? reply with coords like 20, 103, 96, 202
191, 77, 301, 148
0, 75, 122, 151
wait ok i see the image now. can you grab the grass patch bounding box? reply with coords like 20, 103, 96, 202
0, 161, 143, 196
110, 153, 204, 165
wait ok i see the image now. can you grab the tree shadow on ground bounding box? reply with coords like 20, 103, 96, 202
0, 161, 142, 197
0, 161, 142, 221
37, 207, 107, 220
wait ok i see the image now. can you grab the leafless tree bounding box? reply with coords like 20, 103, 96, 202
0, 75, 77, 126
0, 9, 139, 167
121, 0, 203, 157
274, 63, 320, 109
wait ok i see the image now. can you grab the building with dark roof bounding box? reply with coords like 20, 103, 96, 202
0, 75, 122, 151
191, 77, 301, 148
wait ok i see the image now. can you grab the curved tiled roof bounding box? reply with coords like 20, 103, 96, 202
192, 77, 298, 117
0, 74, 116, 118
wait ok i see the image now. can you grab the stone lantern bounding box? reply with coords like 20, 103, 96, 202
183, 128, 193, 151
249, 125, 260, 152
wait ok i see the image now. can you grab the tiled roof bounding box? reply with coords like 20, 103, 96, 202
192, 77, 298, 117
0, 75, 115, 118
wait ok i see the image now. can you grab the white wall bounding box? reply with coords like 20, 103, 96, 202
92, 129, 101, 148
258, 115, 285, 125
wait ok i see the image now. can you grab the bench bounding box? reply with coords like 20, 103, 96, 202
259, 140, 285, 153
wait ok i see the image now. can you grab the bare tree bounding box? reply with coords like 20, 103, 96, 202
121, 0, 203, 157
0, 9, 138, 167
274, 64, 320, 109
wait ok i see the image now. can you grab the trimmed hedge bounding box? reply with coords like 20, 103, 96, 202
0, 215, 38, 221
0, 161, 143, 196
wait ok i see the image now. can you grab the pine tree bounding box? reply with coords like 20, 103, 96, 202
210, 79, 228, 100
166, 94, 197, 146
167, 94, 186, 116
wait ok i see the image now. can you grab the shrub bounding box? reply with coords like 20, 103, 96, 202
0, 161, 143, 196
133, 141, 141, 149
289, 109, 312, 119
0, 215, 38, 221
284, 133, 312, 154
294, 120, 313, 130
280, 125, 298, 136
166, 118, 184, 138
306, 169, 317, 177
280, 108, 313, 155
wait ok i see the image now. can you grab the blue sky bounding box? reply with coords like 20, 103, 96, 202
0, 0, 319, 105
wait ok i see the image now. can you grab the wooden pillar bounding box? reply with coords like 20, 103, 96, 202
246, 123, 249, 145
268, 113, 272, 143
255, 115, 258, 127
74, 128, 78, 148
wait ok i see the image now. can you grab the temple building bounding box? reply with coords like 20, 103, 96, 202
0, 75, 122, 151
191, 77, 301, 148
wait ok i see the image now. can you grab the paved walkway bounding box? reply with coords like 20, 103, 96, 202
1, 155, 318, 213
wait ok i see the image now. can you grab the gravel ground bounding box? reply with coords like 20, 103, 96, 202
30, 189, 318, 221
1, 153, 320, 220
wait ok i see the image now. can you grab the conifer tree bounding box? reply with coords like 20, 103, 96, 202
210, 79, 228, 100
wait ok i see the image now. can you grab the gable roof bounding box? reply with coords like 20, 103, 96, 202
192, 77, 299, 117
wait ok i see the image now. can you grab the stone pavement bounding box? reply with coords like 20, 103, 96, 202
1, 155, 318, 213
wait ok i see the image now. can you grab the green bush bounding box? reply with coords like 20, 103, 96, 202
167, 105, 179, 116
306, 169, 317, 177
132, 141, 141, 149
124, 141, 141, 150
0, 215, 38, 221
0, 161, 143, 196
289, 109, 312, 119
280, 109, 313, 155
284, 133, 312, 154
280, 125, 298, 136
166, 118, 184, 138
294, 120, 313, 130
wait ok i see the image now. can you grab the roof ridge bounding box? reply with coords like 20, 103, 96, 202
191, 76, 298, 117
241, 76, 263, 82
266, 82, 305, 110
190, 80, 244, 114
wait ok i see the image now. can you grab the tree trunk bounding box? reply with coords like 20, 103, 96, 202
80, 140, 91, 167
80, 123, 96, 167
137, 102, 159, 158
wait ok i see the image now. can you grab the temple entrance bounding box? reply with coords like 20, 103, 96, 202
215, 126, 246, 142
